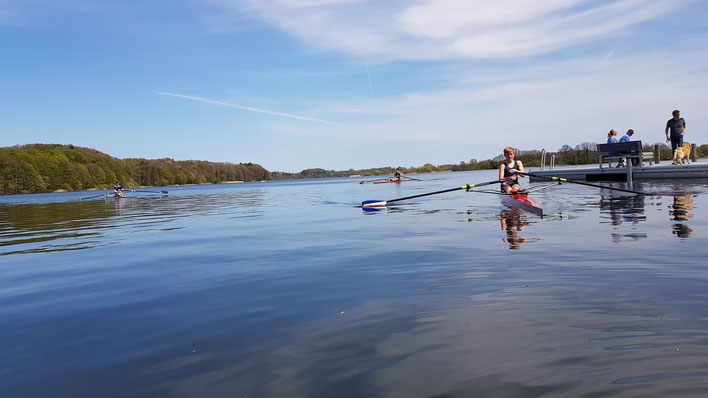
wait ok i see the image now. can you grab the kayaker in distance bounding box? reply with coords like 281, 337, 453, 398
114, 181, 125, 197
499, 147, 525, 194
392, 168, 403, 181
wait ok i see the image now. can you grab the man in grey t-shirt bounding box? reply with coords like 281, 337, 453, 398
665, 109, 687, 153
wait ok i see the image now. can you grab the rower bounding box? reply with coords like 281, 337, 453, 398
114, 181, 125, 197
392, 168, 402, 181
499, 147, 526, 194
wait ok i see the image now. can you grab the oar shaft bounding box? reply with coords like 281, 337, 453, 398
519, 172, 646, 195
125, 190, 168, 194
79, 193, 110, 200
363, 179, 503, 207
387, 186, 467, 203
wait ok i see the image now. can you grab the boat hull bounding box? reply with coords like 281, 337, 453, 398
501, 192, 543, 216
373, 179, 415, 184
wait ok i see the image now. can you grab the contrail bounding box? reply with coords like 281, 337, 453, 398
154, 91, 337, 125
364, 61, 374, 95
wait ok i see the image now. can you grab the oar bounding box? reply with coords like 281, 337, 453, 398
517, 172, 648, 195
124, 189, 168, 194
401, 175, 421, 181
362, 179, 502, 207
79, 192, 112, 201
360, 177, 390, 184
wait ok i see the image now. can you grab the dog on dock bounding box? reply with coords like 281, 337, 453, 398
673, 143, 692, 165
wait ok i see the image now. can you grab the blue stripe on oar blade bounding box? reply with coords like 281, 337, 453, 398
362, 200, 386, 207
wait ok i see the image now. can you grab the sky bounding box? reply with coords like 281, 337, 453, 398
2, 0, 708, 172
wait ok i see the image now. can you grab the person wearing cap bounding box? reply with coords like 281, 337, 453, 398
665, 110, 687, 153
618, 129, 636, 167
619, 129, 634, 142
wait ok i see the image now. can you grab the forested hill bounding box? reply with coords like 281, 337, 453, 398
0, 144, 271, 195
4, 142, 707, 195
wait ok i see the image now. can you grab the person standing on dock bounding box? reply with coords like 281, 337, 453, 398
665, 110, 687, 153
607, 129, 619, 143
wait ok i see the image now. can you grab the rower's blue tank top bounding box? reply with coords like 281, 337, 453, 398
503, 160, 518, 179
501, 160, 519, 190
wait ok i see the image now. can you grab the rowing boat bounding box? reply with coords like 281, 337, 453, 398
500, 191, 543, 216
373, 179, 416, 184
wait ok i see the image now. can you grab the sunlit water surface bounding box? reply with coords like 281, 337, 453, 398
2, 170, 708, 397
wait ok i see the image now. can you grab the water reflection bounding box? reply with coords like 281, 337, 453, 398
500, 210, 529, 250
599, 194, 646, 226
0, 191, 266, 255
670, 188, 694, 238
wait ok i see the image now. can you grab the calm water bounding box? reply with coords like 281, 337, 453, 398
2, 170, 708, 397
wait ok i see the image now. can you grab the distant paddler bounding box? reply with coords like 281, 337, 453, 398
499, 147, 525, 193
114, 181, 125, 197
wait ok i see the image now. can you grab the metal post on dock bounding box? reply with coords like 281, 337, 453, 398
540, 149, 546, 170
691, 143, 697, 163
654, 144, 660, 164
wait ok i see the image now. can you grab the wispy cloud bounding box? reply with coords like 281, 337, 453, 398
217, 0, 681, 60
253, 44, 708, 161
154, 91, 338, 125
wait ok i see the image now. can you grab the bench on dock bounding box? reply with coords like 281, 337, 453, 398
597, 141, 645, 169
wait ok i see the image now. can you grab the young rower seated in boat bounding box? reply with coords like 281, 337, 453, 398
499, 147, 525, 194
114, 181, 125, 197
392, 168, 402, 181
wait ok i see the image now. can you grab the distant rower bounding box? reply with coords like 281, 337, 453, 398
114, 181, 125, 197
392, 168, 402, 181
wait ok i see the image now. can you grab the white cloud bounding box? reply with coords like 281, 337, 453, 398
259, 44, 708, 165
218, 0, 681, 60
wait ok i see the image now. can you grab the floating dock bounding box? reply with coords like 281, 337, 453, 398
531, 160, 708, 182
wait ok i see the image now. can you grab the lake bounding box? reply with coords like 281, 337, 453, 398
2, 169, 707, 397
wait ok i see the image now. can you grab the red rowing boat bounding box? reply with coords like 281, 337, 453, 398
373, 179, 416, 184
500, 191, 543, 216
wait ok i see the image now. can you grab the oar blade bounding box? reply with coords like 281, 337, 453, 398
362, 200, 387, 208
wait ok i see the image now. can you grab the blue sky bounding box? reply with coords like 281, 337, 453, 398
2, 0, 707, 172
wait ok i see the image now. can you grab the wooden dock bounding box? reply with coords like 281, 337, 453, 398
531, 160, 708, 182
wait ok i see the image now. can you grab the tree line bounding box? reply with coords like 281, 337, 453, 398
2, 142, 707, 195
0, 144, 270, 195
270, 163, 449, 180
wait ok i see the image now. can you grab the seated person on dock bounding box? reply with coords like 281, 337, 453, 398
607, 129, 619, 143
619, 129, 634, 142
615, 129, 635, 167
499, 147, 525, 194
